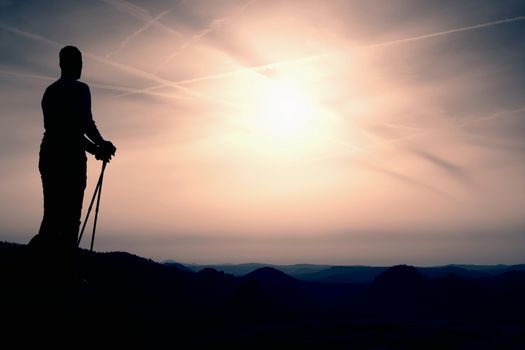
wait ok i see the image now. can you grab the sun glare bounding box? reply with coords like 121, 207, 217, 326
255, 80, 316, 139
229, 75, 342, 160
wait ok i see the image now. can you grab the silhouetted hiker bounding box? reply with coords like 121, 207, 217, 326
28, 46, 116, 265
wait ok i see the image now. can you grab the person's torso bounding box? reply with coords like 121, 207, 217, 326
40, 78, 87, 159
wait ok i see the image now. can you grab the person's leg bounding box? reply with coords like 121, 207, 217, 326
56, 161, 87, 285
29, 155, 62, 250
61, 161, 86, 250
38, 160, 86, 286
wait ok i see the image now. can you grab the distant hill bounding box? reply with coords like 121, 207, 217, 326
417, 265, 491, 279
450, 263, 525, 274
162, 259, 194, 272
178, 262, 331, 276
242, 266, 298, 285
3, 241, 525, 349
176, 262, 525, 285
295, 265, 388, 284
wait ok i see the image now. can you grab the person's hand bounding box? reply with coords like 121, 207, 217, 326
95, 140, 116, 162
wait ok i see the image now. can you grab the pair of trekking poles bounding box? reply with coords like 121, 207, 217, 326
77, 161, 107, 251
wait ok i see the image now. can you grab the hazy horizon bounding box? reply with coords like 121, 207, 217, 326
1, 0, 525, 264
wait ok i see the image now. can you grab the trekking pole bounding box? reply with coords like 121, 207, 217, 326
89, 161, 107, 251
77, 161, 107, 249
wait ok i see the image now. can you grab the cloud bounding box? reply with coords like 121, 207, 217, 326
410, 149, 470, 182
354, 157, 453, 199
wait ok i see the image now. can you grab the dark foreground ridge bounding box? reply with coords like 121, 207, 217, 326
2, 241, 525, 349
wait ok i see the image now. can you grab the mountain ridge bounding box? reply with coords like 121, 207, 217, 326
2, 240, 525, 349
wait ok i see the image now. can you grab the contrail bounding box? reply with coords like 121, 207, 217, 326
106, 9, 172, 59
163, 17, 229, 64
370, 15, 525, 48
115, 15, 525, 98
98, 0, 182, 38
0, 69, 183, 98
381, 106, 525, 147
0, 23, 238, 109
0, 69, 55, 82
458, 106, 525, 127
114, 53, 324, 98
325, 106, 525, 159
0, 24, 62, 49
163, 0, 257, 64
369, 121, 427, 131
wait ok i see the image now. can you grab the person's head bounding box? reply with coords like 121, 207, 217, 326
59, 46, 82, 80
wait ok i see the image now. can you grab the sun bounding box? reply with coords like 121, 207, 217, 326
255, 80, 316, 140
230, 75, 338, 158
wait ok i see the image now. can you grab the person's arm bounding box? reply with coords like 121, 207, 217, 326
80, 83, 105, 145
80, 83, 117, 161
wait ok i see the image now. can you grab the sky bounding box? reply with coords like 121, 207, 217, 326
1, 0, 525, 265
